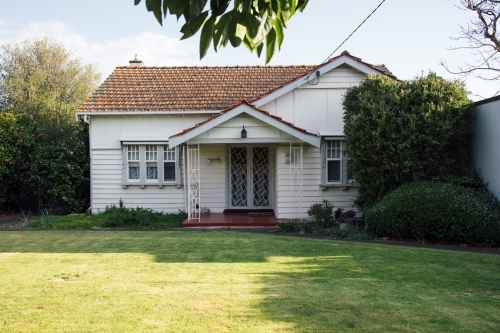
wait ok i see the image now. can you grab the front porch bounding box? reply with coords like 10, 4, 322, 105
182, 211, 278, 228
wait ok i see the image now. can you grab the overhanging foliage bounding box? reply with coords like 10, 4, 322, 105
134, 0, 309, 63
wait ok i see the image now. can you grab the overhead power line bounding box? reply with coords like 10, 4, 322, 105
306, 0, 387, 83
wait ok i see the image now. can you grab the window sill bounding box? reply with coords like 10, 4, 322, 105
122, 183, 183, 189
319, 183, 357, 190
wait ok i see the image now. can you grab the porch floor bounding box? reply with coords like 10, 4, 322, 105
182, 212, 278, 228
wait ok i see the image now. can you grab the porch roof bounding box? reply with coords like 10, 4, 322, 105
168, 101, 321, 148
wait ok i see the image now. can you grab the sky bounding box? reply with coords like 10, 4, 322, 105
0, 0, 496, 100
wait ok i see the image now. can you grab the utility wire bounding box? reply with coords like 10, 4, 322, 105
306, 0, 387, 83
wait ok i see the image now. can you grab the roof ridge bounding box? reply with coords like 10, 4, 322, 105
114, 64, 317, 69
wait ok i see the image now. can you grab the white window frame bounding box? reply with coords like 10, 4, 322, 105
122, 143, 182, 188
145, 145, 158, 182
325, 140, 342, 184
320, 138, 355, 188
163, 144, 176, 182
127, 145, 141, 183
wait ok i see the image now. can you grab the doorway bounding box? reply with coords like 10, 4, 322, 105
228, 146, 272, 209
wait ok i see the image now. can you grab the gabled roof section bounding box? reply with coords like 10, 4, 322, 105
168, 101, 320, 148
252, 51, 397, 107
77, 51, 396, 113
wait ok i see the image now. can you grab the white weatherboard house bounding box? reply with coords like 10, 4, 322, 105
76, 51, 396, 222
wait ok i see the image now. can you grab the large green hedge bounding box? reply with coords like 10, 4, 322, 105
343, 73, 474, 208
364, 180, 500, 247
0, 112, 36, 208
0, 112, 89, 212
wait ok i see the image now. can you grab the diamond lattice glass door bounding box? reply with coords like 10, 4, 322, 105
230, 147, 247, 207
253, 147, 269, 207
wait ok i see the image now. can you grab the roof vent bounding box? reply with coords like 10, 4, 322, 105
129, 54, 144, 67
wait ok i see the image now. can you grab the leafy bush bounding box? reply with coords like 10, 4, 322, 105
343, 73, 474, 208
307, 200, 335, 227
277, 220, 302, 233
322, 224, 372, 240
0, 112, 90, 212
29, 120, 90, 213
99, 200, 187, 229
0, 112, 36, 209
26, 201, 187, 229
364, 180, 500, 247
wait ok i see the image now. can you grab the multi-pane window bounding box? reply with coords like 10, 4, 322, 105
123, 144, 179, 187
326, 140, 342, 183
146, 145, 158, 180
127, 145, 140, 180
164, 145, 176, 182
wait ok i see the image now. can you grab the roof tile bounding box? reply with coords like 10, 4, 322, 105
78, 52, 396, 112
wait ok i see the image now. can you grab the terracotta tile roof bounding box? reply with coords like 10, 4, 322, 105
77, 51, 396, 113
169, 100, 316, 138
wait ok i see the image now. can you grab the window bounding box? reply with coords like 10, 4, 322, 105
321, 139, 355, 187
122, 144, 181, 188
164, 145, 176, 182
127, 145, 140, 181
146, 145, 158, 180
326, 140, 342, 183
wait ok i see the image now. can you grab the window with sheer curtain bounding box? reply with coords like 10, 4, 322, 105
122, 144, 180, 187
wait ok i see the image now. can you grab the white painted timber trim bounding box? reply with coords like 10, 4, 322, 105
76, 110, 220, 116
187, 138, 302, 145
253, 56, 387, 108
168, 103, 320, 148
318, 131, 344, 137
119, 136, 170, 144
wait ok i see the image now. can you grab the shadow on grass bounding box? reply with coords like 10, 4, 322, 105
1, 231, 500, 332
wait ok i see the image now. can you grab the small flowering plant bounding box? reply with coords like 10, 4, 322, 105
334, 208, 344, 220
338, 209, 356, 223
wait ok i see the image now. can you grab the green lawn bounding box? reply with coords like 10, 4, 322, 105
0, 231, 499, 332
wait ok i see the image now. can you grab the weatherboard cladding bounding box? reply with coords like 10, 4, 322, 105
77, 52, 396, 113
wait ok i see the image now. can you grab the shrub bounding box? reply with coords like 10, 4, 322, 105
343, 73, 474, 208
277, 220, 302, 233
0, 112, 36, 210
322, 224, 372, 240
307, 200, 335, 227
98, 200, 187, 229
364, 181, 500, 247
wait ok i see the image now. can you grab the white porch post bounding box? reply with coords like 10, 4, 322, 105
289, 142, 303, 220
187, 143, 200, 222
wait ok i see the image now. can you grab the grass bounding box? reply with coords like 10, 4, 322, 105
0, 231, 499, 332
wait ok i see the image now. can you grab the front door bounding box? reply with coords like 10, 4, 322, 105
229, 146, 271, 209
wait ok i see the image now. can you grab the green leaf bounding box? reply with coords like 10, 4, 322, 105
210, 0, 231, 16
241, 11, 260, 39
297, 0, 309, 12
228, 12, 246, 47
190, 0, 208, 17
163, 0, 169, 17
271, 0, 281, 16
265, 28, 276, 64
167, 0, 189, 17
256, 42, 264, 58
252, 10, 274, 46
146, 0, 163, 25
181, 11, 209, 40
213, 12, 231, 51
200, 15, 216, 59
273, 17, 284, 50
242, 35, 254, 52
289, 0, 297, 16
134, 0, 142, 5
279, 0, 290, 27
